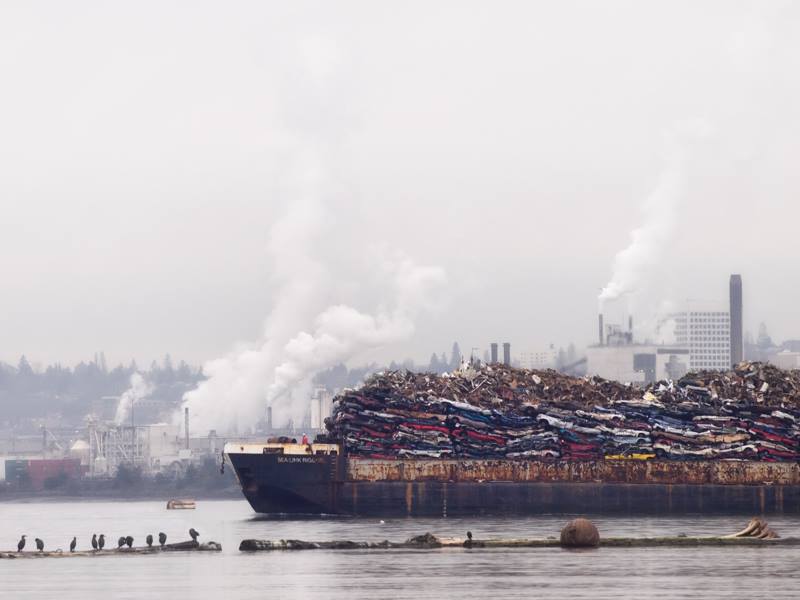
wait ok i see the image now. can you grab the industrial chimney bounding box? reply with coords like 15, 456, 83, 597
730, 274, 743, 366
184, 407, 190, 451
502, 342, 511, 366
598, 314, 604, 346
490, 343, 498, 363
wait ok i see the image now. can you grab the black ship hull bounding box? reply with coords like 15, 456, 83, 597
226, 450, 800, 516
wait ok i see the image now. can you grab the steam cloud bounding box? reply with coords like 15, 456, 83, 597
599, 120, 711, 306
114, 372, 152, 425
180, 186, 446, 435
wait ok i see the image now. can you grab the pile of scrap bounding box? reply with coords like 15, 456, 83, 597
323, 362, 800, 461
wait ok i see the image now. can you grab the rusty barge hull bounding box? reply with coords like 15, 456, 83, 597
225, 444, 800, 516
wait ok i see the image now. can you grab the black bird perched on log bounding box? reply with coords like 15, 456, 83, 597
467, 531, 473, 540
146, 534, 153, 548
70, 537, 77, 552
125, 536, 134, 548
189, 528, 199, 542
91, 534, 98, 550
35, 538, 44, 552
464, 531, 473, 549
98, 534, 105, 550
158, 532, 167, 547
17, 535, 26, 552
117, 536, 126, 548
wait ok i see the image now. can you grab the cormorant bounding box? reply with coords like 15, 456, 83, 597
91, 534, 98, 550
117, 536, 126, 548
70, 537, 77, 552
146, 534, 153, 548
17, 535, 26, 552
98, 534, 105, 550
125, 536, 134, 548
158, 532, 167, 547
35, 538, 44, 552
189, 528, 199, 542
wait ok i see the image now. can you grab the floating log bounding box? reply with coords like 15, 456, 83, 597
239, 533, 799, 552
0, 540, 221, 559
166, 499, 196, 510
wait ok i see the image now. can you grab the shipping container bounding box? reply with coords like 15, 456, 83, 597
26, 459, 82, 491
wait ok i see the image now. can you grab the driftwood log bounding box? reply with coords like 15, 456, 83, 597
239, 518, 794, 552
0, 540, 221, 559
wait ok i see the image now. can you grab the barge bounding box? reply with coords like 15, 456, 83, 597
224, 441, 800, 516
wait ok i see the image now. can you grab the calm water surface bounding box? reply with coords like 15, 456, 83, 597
1, 499, 799, 599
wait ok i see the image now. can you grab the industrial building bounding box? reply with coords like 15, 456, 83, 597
587, 315, 689, 384
588, 274, 743, 383
516, 345, 558, 370
672, 303, 732, 371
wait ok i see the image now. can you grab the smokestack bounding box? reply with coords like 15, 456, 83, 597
598, 314, 604, 346
184, 407, 189, 451
266, 405, 273, 432
502, 342, 511, 366
730, 274, 743, 366
628, 315, 633, 333
490, 343, 498, 363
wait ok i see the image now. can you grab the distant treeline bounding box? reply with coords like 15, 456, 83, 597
0, 354, 203, 424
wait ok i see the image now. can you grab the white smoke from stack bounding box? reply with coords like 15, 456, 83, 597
179, 174, 446, 434
114, 372, 152, 425
268, 257, 445, 425
599, 120, 711, 319
174, 34, 447, 434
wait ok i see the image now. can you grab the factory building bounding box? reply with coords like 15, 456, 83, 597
516, 345, 558, 370
587, 315, 689, 383
586, 344, 689, 384
672, 303, 731, 371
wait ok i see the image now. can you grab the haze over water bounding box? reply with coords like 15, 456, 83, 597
1, 500, 799, 599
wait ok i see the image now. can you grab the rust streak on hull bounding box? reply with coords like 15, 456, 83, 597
347, 459, 800, 486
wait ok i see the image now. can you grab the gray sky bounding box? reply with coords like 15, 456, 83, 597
1, 1, 799, 370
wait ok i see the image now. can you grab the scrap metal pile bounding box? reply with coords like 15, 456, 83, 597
324, 362, 800, 462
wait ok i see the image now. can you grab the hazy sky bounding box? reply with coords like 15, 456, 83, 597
2, 1, 799, 370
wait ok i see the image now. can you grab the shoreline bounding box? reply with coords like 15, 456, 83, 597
0, 487, 243, 503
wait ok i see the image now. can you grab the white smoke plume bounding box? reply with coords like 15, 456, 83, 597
179, 184, 446, 434
599, 120, 711, 306
114, 372, 152, 425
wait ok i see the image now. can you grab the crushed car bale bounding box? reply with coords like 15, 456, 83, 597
321, 362, 800, 462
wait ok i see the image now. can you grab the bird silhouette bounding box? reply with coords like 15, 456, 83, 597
70, 537, 77, 552
158, 532, 167, 547
146, 534, 153, 548
17, 535, 26, 552
189, 528, 199, 542
35, 538, 44, 552
117, 536, 126, 548
125, 536, 134, 549
91, 534, 98, 550
463, 530, 474, 549
98, 534, 105, 550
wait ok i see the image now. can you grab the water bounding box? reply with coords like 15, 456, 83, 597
1, 499, 800, 599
